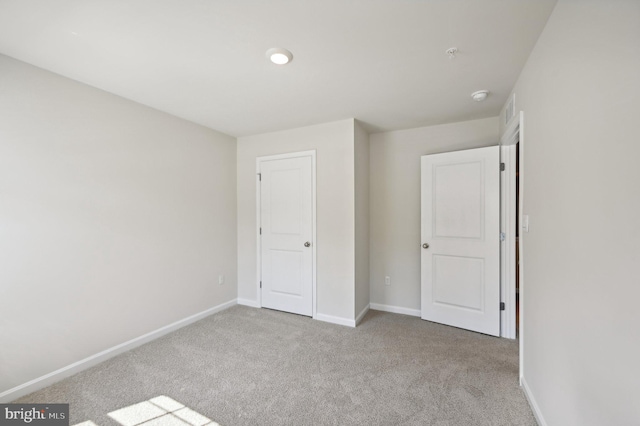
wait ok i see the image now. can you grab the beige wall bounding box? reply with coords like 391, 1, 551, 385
0, 55, 237, 396
503, 1, 640, 424
236, 120, 356, 322
354, 121, 370, 319
369, 118, 499, 312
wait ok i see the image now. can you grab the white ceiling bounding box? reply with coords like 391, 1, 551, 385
0, 0, 557, 137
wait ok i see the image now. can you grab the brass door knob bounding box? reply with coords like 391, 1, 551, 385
422, 243, 429, 249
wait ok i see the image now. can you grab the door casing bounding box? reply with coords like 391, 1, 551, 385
500, 143, 517, 339
500, 111, 525, 378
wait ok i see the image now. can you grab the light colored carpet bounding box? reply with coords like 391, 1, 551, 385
16, 306, 536, 425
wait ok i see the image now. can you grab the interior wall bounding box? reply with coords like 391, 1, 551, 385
501, 1, 640, 424
354, 120, 370, 319
369, 117, 499, 313
0, 55, 237, 396
236, 119, 356, 323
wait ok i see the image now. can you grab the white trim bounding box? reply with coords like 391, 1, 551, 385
255, 150, 317, 163
0, 299, 237, 403
500, 144, 517, 339
370, 303, 421, 317
255, 166, 262, 306
521, 377, 548, 426
518, 111, 525, 382
311, 153, 317, 319
315, 313, 356, 328
355, 304, 370, 326
500, 111, 524, 348
256, 150, 317, 318
237, 298, 260, 308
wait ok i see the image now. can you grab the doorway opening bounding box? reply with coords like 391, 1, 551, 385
499, 110, 523, 341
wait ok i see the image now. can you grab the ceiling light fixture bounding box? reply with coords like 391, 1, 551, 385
471, 90, 489, 102
266, 48, 293, 65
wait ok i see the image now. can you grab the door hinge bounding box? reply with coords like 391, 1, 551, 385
260, 281, 262, 289
500, 162, 505, 171
500, 302, 505, 311
500, 232, 506, 242
257, 173, 261, 181
260, 227, 262, 235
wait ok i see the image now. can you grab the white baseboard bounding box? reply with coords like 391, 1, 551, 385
521, 376, 547, 426
355, 304, 370, 326
237, 300, 360, 328
0, 298, 237, 403
370, 303, 421, 317
315, 313, 356, 328
237, 298, 260, 308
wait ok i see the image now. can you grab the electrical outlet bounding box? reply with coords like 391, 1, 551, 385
218, 274, 225, 285
385, 276, 391, 286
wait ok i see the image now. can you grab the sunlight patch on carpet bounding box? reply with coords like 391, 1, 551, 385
73, 396, 219, 426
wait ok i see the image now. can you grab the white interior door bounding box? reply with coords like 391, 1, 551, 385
259, 154, 314, 317
421, 146, 500, 336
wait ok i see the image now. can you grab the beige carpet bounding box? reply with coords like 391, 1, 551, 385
16, 306, 536, 425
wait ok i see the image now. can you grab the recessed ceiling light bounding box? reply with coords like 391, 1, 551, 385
471, 90, 489, 102
266, 48, 293, 65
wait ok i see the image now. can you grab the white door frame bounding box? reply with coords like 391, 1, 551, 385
500, 111, 524, 378
500, 140, 517, 339
256, 150, 317, 318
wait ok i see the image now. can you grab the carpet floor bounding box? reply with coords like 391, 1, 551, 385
16, 306, 536, 425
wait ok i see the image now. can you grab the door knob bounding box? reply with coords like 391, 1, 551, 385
422, 243, 429, 249
304, 241, 311, 247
